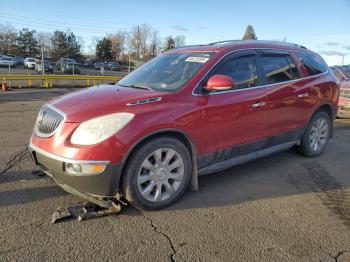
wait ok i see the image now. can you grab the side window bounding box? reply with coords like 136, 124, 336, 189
212, 55, 258, 90
298, 52, 326, 76
260, 54, 300, 84
287, 56, 300, 79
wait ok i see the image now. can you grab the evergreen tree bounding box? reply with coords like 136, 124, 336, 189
67, 32, 82, 59
96, 37, 113, 60
242, 25, 258, 40
164, 36, 175, 50
51, 31, 68, 60
16, 28, 38, 56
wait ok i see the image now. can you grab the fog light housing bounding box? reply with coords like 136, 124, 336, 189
65, 162, 106, 175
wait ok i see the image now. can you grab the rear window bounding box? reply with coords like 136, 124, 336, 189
298, 52, 327, 76
260, 54, 300, 84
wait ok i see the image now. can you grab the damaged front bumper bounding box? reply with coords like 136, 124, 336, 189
28, 143, 123, 208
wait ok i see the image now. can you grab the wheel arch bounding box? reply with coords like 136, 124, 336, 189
306, 103, 334, 138
119, 128, 198, 191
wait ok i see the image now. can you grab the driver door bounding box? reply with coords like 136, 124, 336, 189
198, 50, 270, 167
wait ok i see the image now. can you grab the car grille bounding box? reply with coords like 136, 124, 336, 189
35, 105, 65, 138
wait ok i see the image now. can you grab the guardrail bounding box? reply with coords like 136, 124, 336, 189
1, 74, 123, 90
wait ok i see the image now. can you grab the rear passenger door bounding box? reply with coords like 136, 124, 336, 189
257, 50, 313, 139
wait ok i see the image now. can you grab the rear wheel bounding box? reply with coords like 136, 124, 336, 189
297, 111, 331, 157
122, 137, 192, 210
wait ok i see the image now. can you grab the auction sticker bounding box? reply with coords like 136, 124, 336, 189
185, 57, 209, 63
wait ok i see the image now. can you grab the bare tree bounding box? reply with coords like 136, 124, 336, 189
88, 37, 100, 56
108, 31, 127, 61
129, 25, 142, 61
0, 23, 18, 55
148, 30, 161, 58
174, 35, 186, 48
129, 24, 152, 61
36, 32, 53, 56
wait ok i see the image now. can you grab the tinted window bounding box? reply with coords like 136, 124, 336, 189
298, 52, 326, 76
287, 56, 300, 79
261, 55, 300, 84
213, 55, 258, 90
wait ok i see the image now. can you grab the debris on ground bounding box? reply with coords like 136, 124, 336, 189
51, 201, 122, 223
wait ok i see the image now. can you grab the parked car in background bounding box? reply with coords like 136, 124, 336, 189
14, 56, 25, 66
35, 60, 54, 73
332, 67, 350, 118
93, 62, 105, 70
83, 59, 95, 68
29, 40, 339, 210
107, 62, 121, 71
24, 57, 36, 69
0, 56, 15, 67
56, 58, 81, 74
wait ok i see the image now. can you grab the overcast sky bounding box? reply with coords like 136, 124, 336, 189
0, 0, 349, 65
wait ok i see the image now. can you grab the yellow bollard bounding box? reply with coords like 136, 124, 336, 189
2, 77, 7, 91
49, 81, 53, 88
28, 79, 32, 87
44, 79, 49, 88
93, 80, 96, 85
86, 79, 90, 86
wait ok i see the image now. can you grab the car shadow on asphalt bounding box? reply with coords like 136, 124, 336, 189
0, 171, 67, 208
162, 147, 350, 229
0, 184, 67, 208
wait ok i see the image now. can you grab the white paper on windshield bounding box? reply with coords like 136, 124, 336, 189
185, 57, 209, 63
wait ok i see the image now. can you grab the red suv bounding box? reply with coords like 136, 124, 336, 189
29, 41, 339, 210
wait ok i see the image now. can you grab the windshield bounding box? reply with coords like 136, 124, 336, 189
28, 58, 35, 62
118, 52, 215, 91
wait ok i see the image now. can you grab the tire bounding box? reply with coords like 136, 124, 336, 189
297, 111, 331, 157
122, 137, 192, 210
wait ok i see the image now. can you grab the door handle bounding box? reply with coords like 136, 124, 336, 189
252, 101, 266, 108
297, 93, 309, 98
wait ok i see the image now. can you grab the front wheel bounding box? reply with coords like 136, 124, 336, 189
297, 111, 331, 157
122, 137, 192, 210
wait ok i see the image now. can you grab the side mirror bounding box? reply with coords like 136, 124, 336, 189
204, 74, 235, 92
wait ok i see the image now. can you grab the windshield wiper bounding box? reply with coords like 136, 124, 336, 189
118, 84, 151, 90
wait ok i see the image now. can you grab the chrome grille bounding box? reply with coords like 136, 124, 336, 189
35, 105, 65, 138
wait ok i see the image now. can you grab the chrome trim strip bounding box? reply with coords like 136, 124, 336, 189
35, 104, 67, 138
126, 97, 162, 106
29, 143, 110, 165
192, 48, 329, 96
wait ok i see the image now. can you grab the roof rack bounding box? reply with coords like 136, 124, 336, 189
169, 40, 307, 51
208, 40, 242, 45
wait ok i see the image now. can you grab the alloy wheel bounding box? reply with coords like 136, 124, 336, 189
309, 118, 329, 152
137, 148, 185, 202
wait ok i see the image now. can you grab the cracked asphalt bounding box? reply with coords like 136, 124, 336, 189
1, 88, 350, 261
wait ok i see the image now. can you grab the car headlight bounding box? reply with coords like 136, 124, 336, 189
70, 113, 134, 145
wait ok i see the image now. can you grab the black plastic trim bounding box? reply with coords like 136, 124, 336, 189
197, 128, 304, 172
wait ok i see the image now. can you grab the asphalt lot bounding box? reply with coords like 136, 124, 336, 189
0, 88, 350, 261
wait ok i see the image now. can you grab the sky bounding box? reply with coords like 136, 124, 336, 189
0, 0, 349, 65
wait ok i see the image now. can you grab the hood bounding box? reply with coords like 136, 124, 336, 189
50, 84, 165, 122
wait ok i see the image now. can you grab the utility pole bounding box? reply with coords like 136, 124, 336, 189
41, 43, 45, 75
341, 55, 345, 66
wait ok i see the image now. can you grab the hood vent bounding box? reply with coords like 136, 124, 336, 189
126, 97, 162, 106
